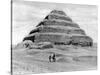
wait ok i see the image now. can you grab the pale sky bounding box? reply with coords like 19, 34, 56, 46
12, 0, 98, 45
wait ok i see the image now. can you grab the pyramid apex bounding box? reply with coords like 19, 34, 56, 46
50, 9, 66, 16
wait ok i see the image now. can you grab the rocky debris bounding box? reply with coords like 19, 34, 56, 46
14, 40, 34, 49
24, 42, 54, 49
23, 10, 93, 47
36, 42, 54, 49
22, 40, 34, 48
15, 40, 54, 49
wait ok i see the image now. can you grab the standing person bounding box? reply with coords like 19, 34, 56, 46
52, 53, 56, 62
49, 55, 52, 62
49, 53, 56, 62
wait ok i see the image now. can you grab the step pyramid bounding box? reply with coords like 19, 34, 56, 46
23, 10, 93, 47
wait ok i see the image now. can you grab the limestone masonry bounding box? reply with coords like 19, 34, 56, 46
23, 10, 93, 47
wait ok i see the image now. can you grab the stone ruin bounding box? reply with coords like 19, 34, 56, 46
23, 10, 93, 47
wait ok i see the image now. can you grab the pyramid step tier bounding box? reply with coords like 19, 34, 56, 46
50, 10, 66, 16
37, 19, 79, 28
27, 32, 85, 37
23, 33, 93, 46
45, 14, 72, 22
29, 26, 85, 35
40, 25, 81, 30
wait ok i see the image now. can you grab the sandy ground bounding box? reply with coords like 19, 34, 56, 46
12, 45, 97, 75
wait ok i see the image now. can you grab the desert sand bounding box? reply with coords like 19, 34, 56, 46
12, 44, 97, 75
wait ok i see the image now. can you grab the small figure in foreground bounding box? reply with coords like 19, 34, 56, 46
49, 53, 56, 62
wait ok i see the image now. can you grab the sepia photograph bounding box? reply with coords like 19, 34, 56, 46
11, 0, 98, 75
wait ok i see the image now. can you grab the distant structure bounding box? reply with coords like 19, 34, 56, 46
23, 10, 93, 47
